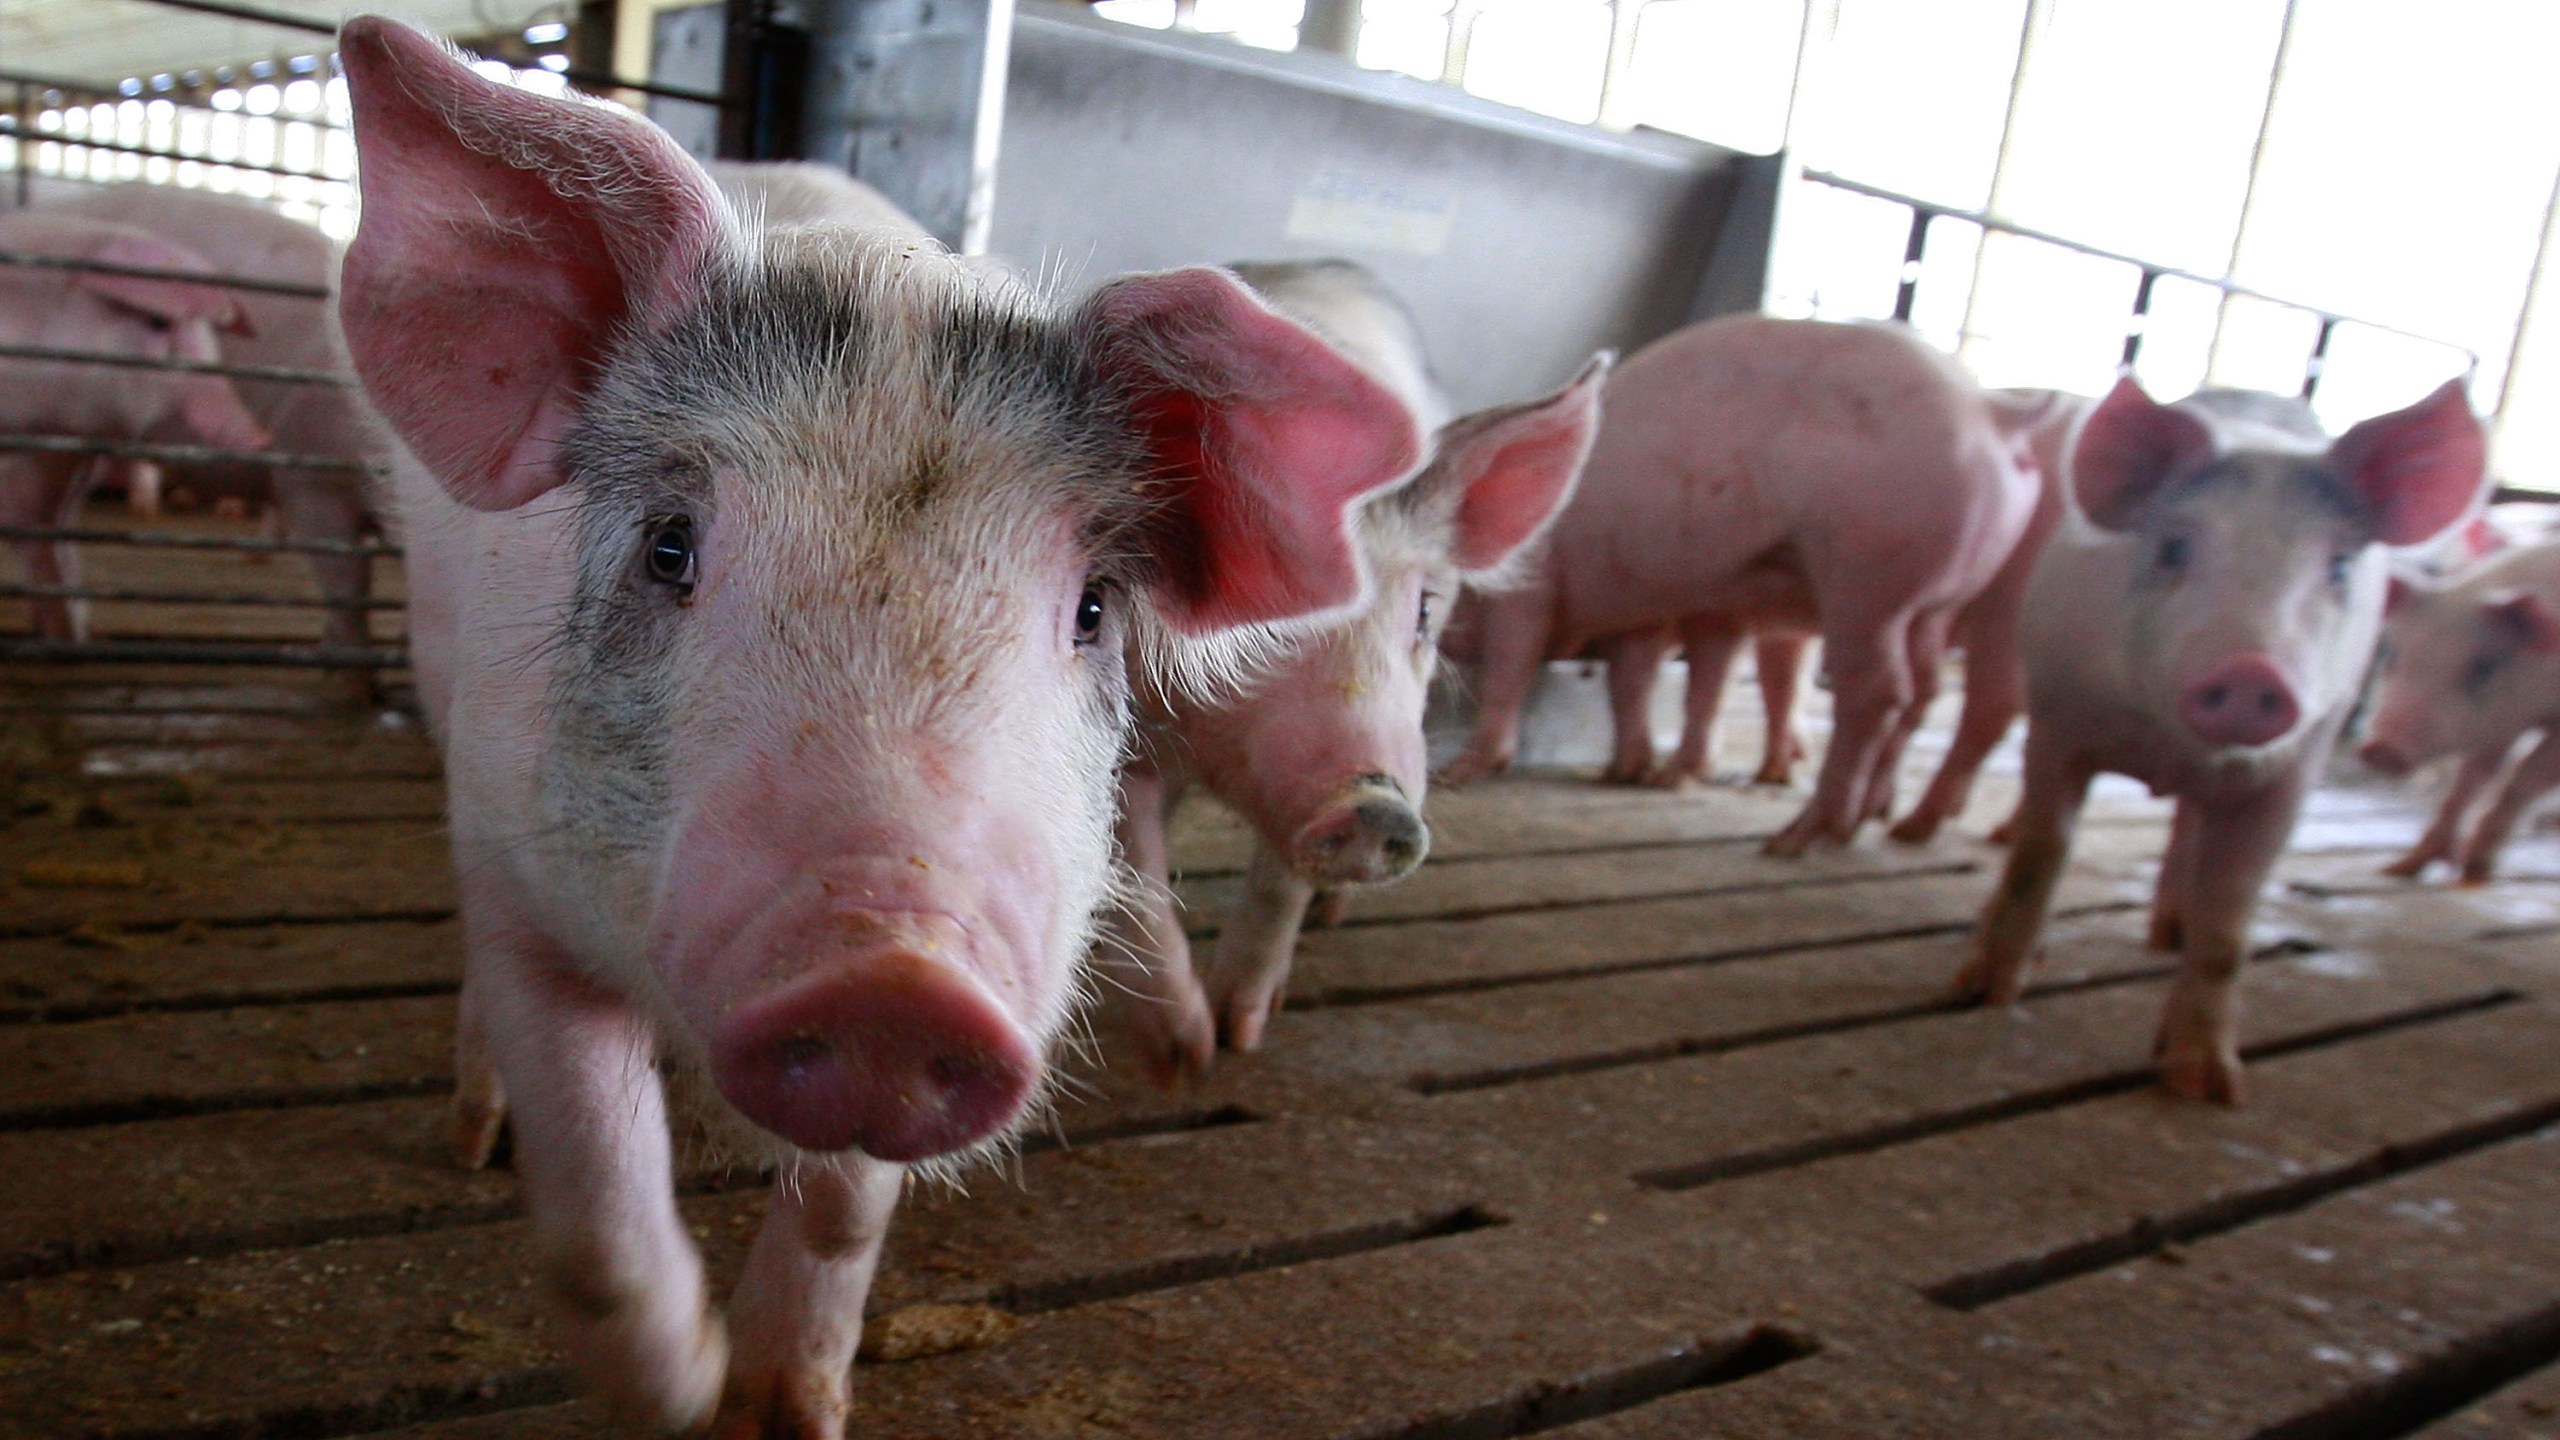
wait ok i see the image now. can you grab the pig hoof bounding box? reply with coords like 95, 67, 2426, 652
1645, 763, 1708, 790
1752, 763, 1796, 788
1435, 748, 1511, 788
447, 1099, 508, 1170
2158, 1049, 2246, 1106
2457, 858, 2497, 888
1305, 890, 1352, 929
1218, 989, 1283, 1053
2379, 851, 2434, 879
1601, 758, 1653, 785
715, 1362, 847, 1440
1886, 811, 1941, 845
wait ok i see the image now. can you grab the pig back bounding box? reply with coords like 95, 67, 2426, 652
1550, 315, 2037, 644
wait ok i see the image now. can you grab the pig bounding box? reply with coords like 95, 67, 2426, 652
1954, 379, 2483, 1104
0, 212, 269, 639
2359, 540, 2560, 882
335, 19, 1419, 1439
1102, 258, 1606, 1081
41, 184, 389, 678
1887, 390, 2084, 842
1440, 316, 2043, 856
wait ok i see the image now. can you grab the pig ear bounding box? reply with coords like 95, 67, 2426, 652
73, 234, 248, 333
336, 17, 730, 513
1415, 353, 1609, 576
2485, 591, 2560, 653
2329, 380, 2487, 546
1080, 268, 1424, 633
2068, 376, 2214, 529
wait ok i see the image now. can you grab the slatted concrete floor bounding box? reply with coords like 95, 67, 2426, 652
7, 571, 2560, 1437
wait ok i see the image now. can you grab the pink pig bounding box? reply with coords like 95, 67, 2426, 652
0, 213, 269, 639
1102, 259, 1605, 1081
1886, 389, 2083, 842
2360, 540, 2560, 883
337, 19, 1418, 1437
1957, 379, 2483, 1104
1441, 316, 2042, 856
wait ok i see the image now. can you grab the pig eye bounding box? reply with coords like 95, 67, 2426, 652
2327, 553, 2353, 588
1417, 591, 1437, 634
141, 314, 173, 334
641, 515, 696, 593
1074, 585, 1106, 646
2154, 536, 2189, 575
2466, 650, 2503, 693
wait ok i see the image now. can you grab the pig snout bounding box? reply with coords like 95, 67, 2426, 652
2358, 736, 2417, 776
2178, 654, 2301, 747
1288, 775, 1428, 885
706, 913, 1039, 1162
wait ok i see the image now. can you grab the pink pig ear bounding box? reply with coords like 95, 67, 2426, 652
2068, 376, 2214, 529
1418, 353, 1609, 576
2329, 379, 2486, 546
336, 17, 730, 512
2486, 591, 2560, 653
1080, 268, 1424, 633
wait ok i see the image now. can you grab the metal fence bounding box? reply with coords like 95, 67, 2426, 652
0, 0, 743, 678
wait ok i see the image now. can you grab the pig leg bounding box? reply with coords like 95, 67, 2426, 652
1954, 726, 2094, 1004
2149, 800, 2201, 951
274, 474, 379, 705
716, 1155, 903, 1440
1600, 627, 1672, 783
10, 456, 92, 641
1207, 839, 1315, 1053
1099, 767, 1216, 1086
1439, 582, 1555, 786
1859, 607, 1955, 826
447, 964, 509, 1168
474, 921, 727, 1432
1306, 889, 1352, 928
1652, 616, 1740, 788
2383, 752, 2500, 878
2155, 771, 2309, 1105
1891, 622, 2022, 843
2453, 730, 2560, 885
1769, 612, 1915, 856
1752, 634, 1811, 786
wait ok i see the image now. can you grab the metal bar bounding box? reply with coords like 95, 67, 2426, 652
0, 582, 401, 610
2122, 267, 2159, 372
0, 250, 331, 300
1801, 168, 2479, 366
557, 67, 725, 106
0, 435, 373, 472
2302, 315, 2337, 400
2210, 0, 2304, 380
1955, 0, 2049, 366
0, 637, 404, 669
124, 0, 335, 37
1892, 204, 1931, 323
4, 127, 352, 184
0, 344, 348, 386
0, 524, 396, 558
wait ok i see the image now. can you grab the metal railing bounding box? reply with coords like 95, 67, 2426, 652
1801, 169, 2482, 402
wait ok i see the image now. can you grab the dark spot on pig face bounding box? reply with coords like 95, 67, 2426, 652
525, 237, 1190, 1163
2112, 452, 2388, 752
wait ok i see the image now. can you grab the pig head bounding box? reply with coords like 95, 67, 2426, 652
2041, 377, 2484, 780
1163, 359, 1609, 890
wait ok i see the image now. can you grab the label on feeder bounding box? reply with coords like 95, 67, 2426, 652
1285, 169, 1456, 258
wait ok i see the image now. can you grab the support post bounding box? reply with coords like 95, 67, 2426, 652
798, 0, 1013, 253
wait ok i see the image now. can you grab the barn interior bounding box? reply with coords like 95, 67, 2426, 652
6, 2, 2560, 1437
